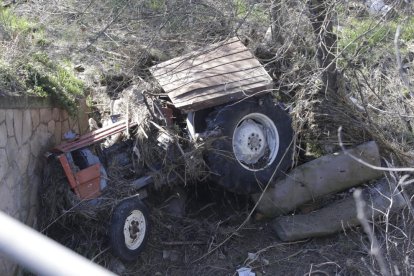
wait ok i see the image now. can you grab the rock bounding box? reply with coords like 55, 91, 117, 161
61, 110, 69, 121
13, 110, 22, 145
367, 0, 391, 14
164, 187, 187, 218
39, 108, 52, 124
0, 109, 5, 124
5, 137, 18, 166
52, 108, 60, 121
252, 141, 383, 217
17, 143, 30, 174
61, 120, 69, 135
2, 170, 19, 206
47, 120, 55, 134
5, 110, 13, 136
272, 178, 406, 241
74, 64, 85, 72
31, 109, 39, 129
30, 124, 51, 156
22, 110, 32, 144
0, 148, 8, 181
162, 250, 181, 262
54, 121, 62, 144
0, 123, 7, 147
0, 253, 16, 275
108, 258, 126, 275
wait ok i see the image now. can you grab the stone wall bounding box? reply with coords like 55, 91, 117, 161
0, 96, 88, 274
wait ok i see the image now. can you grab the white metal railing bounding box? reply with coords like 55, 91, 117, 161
0, 211, 115, 276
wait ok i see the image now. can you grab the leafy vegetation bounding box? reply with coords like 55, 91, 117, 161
0, 6, 33, 34
338, 16, 414, 58
0, 5, 84, 114
25, 53, 84, 114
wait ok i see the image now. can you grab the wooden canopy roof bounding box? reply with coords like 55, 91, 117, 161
150, 37, 272, 112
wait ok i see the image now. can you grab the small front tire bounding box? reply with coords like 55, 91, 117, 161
109, 198, 150, 262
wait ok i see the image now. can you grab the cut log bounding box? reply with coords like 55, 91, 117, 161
272, 178, 406, 241
252, 141, 383, 217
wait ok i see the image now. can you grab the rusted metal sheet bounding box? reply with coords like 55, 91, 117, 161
75, 164, 101, 199
54, 120, 137, 153
58, 154, 102, 200
150, 37, 272, 112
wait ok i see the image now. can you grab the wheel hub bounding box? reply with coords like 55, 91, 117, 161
233, 119, 267, 165
124, 210, 146, 250
232, 113, 280, 171
129, 220, 139, 239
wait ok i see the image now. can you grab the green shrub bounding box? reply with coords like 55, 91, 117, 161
26, 53, 84, 114
339, 17, 414, 56
0, 7, 33, 35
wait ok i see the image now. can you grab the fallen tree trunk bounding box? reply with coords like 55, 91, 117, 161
272, 178, 406, 241
253, 141, 383, 217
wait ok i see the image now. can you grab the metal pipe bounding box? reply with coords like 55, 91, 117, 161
0, 211, 115, 276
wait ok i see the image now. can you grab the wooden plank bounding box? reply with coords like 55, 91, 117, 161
171, 75, 270, 103
172, 79, 270, 104
155, 51, 256, 86
174, 85, 270, 112
167, 66, 269, 97
159, 58, 269, 89
150, 37, 240, 76
150, 37, 273, 112
153, 46, 250, 81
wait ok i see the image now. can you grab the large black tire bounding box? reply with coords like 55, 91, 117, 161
206, 96, 293, 194
110, 198, 150, 262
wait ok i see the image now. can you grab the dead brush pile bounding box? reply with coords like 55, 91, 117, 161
113, 83, 211, 188
37, 80, 212, 266
38, 155, 249, 273
257, 1, 414, 166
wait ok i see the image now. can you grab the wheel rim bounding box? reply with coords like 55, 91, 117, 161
232, 113, 279, 171
123, 210, 146, 250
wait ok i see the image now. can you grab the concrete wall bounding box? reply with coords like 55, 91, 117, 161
0, 96, 88, 274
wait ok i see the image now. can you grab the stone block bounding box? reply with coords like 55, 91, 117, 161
62, 120, 69, 135
0, 253, 17, 275
5, 110, 13, 136
5, 137, 18, 166
0, 123, 7, 147
13, 110, 23, 145
47, 120, 55, 134
40, 108, 52, 124
72, 122, 80, 135
17, 143, 30, 174
22, 110, 32, 144
0, 175, 14, 211
54, 121, 62, 144
61, 109, 69, 121
0, 148, 8, 181
31, 109, 40, 129
27, 154, 37, 177
77, 99, 90, 135
52, 108, 60, 121
68, 116, 77, 131
30, 124, 51, 157
0, 109, 5, 124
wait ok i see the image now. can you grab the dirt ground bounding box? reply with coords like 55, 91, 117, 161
107, 183, 381, 276
38, 161, 410, 276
